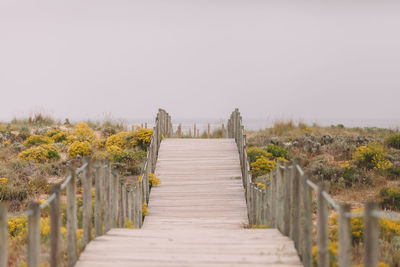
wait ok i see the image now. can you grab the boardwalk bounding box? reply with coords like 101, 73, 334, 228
76, 139, 301, 266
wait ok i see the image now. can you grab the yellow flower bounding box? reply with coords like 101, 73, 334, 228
142, 203, 149, 216
149, 173, 161, 186
2, 141, 11, 146
0, 178, 8, 185
67, 141, 92, 158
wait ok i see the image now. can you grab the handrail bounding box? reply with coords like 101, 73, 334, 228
0, 108, 173, 267
227, 108, 395, 267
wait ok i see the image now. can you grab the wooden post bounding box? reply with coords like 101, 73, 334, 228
317, 182, 329, 267
27, 202, 40, 267
112, 172, 118, 228
364, 202, 379, 267
283, 162, 290, 236
125, 187, 131, 224
207, 123, 210, 138
67, 169, 77, 267
197, 129, 199, 138
145, 123, 147, 129
339, 203, 351, 267
194, 124, 196, 138
222, 123, 225, 138
302, 174, 312, 267
271, 172, 277, 228
120, 183, 126, 228
129, 191, 134, 221
138, 182, 143, 228
94, 165, 102, 237
82, 157, 92, 246
256, 188, 262, 225
178, 124, 182, 138
292, 162, 300, 249
0, 203, 7, 267
133, 185, 140, 227
50, 184, 61, 267
104, 163, 111, 233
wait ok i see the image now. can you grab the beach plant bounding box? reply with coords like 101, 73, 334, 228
23, 135, 53, 147
68, 141, 92, 158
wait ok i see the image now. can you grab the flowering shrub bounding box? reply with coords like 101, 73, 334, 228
0, 178, 7, 185
93, 138, 106, 149
352, 142, 392, 170
8, 216, 27, 238
46, 128, 61, 138
67, 141, 92, 158
385, 134, 400, 149
52, 132, 68, 143
250, 156, 276, 177
247, 147, 272, 163
149, 173, 161, 186
106, 132, 129, 150
23, 135, 53, 147
266, 144, 289, 160
2, 141, 11, 146
133, 128, 153, 149
72, 122, 96, 142
19, 144, 60, 163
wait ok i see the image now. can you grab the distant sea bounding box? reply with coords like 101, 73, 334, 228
127, 117, 400, 133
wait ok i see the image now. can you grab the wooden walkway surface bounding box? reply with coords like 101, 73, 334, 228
76, 139, 302, 266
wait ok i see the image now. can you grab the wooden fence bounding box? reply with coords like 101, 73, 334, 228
0, 108, 172, 267
228, 108, 400, 267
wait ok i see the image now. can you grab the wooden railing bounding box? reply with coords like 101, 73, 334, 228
0, 108, 172, 267
228, 108, 400, 267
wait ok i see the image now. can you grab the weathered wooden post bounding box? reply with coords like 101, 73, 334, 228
221, 123, 225, 138
145, 122, 147, 129
50, 184, 61, 267
283, 162, 291, 236
317, 182, 329, 267
67, 169, 77, 267
271, 172, 277, 228
364, 202, 379, 267
0, 203, 7, 267
104, 162, 111, 233
125, 187, 130, 224
292, 162, 300, 250
27, 202, 40, 267
207, 123, 210, 138
82, 157, 92, 246
339, 203, 351, 267
178, 124, 182, 138
112, 172, 118, 228
94, 164, 102, 237
302, 174, 312, 267
120, 183, 126, 228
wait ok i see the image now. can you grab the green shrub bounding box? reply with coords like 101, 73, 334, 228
266, 144, 289, 160
379, 186, 400, 211
19, 144, 60, 163
386, 134, 400, 149
250, 156, 276, 177
247, 147, 272, 163
352, 142, 392, 170
23, 135, 53, 147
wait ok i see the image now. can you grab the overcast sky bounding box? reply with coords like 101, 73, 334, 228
1, 0, 399, 127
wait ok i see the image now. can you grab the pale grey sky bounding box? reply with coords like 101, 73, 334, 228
1, 0, 399, 127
